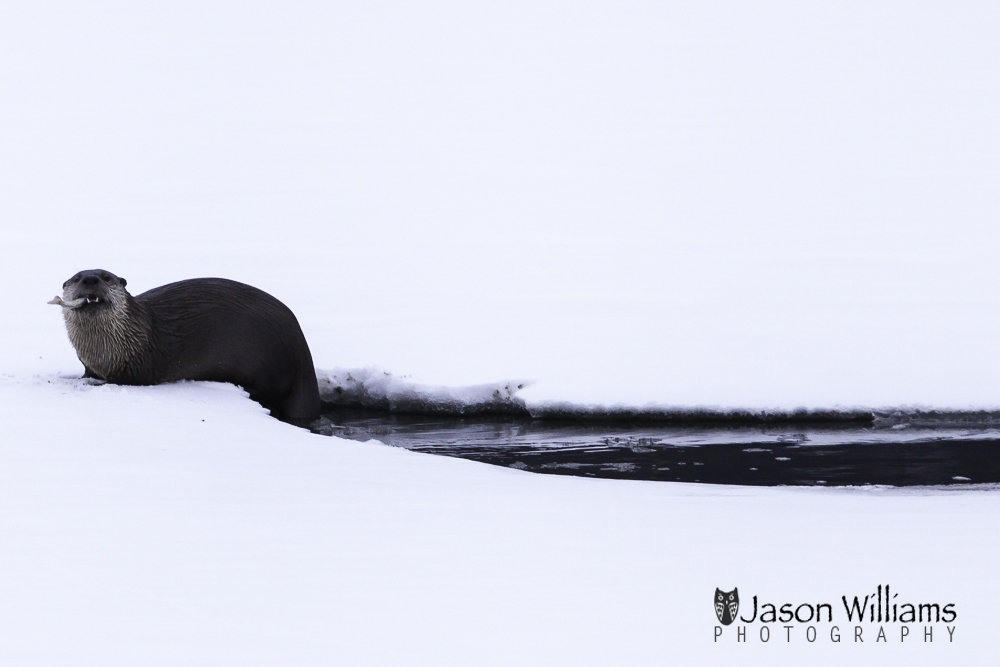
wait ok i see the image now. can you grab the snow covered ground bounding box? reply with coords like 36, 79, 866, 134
2, 376, 995, 665
2, 1, 999, 663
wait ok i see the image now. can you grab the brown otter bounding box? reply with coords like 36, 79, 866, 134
50, 269, 321, 423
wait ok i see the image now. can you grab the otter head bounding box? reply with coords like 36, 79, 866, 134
50, 269, 148, 380
53, 269, 129, 311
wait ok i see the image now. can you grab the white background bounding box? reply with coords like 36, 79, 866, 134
4, 0, 1000, 408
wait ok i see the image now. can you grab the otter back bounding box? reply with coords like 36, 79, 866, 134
137, 278, 321, 421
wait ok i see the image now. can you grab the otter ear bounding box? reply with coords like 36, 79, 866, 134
120, 278, 127, 287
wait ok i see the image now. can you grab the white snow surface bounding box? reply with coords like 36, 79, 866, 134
2, 1, 1000, 663
2, 375, 996, 665
318, 367, 529, 414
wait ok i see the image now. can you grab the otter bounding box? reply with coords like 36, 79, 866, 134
49, 269, 321, 423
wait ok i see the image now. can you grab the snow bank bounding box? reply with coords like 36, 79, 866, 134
1, 374, 996, 665
317, 367, 530, 415
318, 367, 1000, 428
318, 365, 877, 422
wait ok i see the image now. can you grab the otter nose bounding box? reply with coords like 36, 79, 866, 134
81, 274, 100, 286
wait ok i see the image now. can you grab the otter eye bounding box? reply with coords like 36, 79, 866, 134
101, 274, 110, 282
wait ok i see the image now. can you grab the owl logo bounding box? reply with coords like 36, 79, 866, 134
714, 588, 739, 625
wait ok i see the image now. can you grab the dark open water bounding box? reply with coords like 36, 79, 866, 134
311, 408, 1000, 487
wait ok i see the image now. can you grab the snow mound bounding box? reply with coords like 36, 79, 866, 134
317, 368, 531, 415
525, 402, 875, 425
317, 368, 1000, 427
317, 368, 877, 424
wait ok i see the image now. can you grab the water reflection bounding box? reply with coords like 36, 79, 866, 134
313, 408, 1000, 487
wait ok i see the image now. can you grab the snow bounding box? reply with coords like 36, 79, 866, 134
318, 367, 529, 414
1, 376, 995, 665
3, 1, 1000, 410
1, 0, 999, 663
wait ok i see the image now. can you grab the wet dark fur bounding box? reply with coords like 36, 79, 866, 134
59, 270, 321, 422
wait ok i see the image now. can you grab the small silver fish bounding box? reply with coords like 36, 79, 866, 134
48, 295, 87, 309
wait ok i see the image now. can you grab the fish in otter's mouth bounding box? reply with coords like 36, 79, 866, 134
48, 270, 125, 311
47, 295, 99, 308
